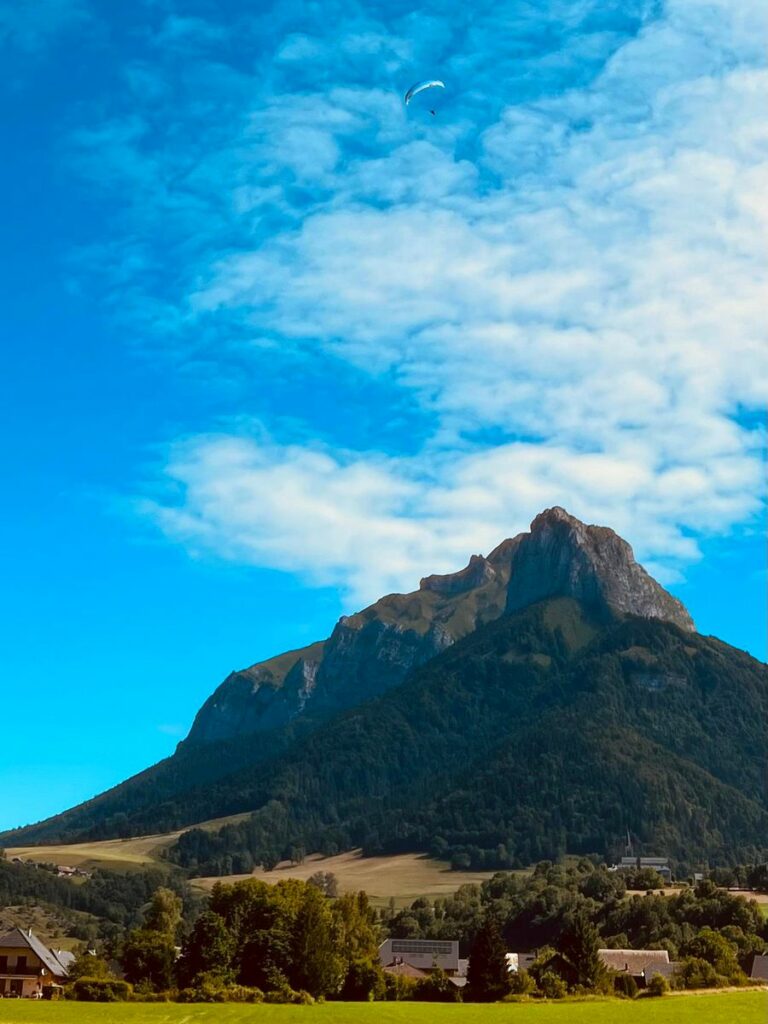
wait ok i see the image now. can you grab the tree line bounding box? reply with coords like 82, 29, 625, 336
63, 857, 768, 1002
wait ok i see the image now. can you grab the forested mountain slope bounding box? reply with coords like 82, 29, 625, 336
1, 533, 520, 844
3, 508, 764, 875
168, 598, 767, 874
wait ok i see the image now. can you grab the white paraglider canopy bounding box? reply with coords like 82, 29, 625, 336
404, 79, 445, 106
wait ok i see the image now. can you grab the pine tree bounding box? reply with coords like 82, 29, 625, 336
466, 915, 511, 1002
560, 908, 606, 989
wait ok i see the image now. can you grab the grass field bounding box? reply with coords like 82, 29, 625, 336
193, 849, 498, 906
0, 993, 765, 1024
5, 816, 254, 873
6, 834, 497, 906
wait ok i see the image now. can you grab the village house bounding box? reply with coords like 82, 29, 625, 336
378, 938, 460, 974
379, 939, 467, 989
615, 856, 673, 882
598, 948, 673, 986
0, 928, 73, 999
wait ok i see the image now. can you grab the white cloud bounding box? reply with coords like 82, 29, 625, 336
67, 0, 767, 603
144, 429, 761, 607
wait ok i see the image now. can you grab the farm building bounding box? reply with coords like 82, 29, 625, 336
599, 948, 671, 985
378, 938, 460, 974
0, 927, 73, 999
616, 856, 672, 882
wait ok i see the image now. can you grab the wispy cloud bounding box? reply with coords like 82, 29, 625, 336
142, 427, 760, 606
69, 0, 767, 605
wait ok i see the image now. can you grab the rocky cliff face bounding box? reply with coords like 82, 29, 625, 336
506, 507, 695, 631
185, 536, 519, 746
186, 508, 693, 746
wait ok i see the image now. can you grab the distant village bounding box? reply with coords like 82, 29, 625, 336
1, 849, 767, 1003
7, 857, 91, 880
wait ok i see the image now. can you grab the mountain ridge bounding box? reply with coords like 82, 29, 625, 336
3, 508, 763, 871
186, 506, 692, 747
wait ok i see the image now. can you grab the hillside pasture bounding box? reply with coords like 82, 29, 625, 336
0, 904, 98, 952
5, 814, 253, 873
193, 849, 498, 905
0, 992, 765, 1024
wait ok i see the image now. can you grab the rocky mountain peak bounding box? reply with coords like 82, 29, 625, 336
506, 507, 694, 631
420, 553, 497, 596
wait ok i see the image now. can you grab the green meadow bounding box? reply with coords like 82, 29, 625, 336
0, 994, 766, 1024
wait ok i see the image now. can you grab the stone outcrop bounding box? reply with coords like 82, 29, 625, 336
506, 507, 694, 631
420, 553, 497, 596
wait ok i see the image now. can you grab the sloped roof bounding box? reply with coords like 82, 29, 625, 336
383, 961, 430, 980
52, 949, 76, 973
749, 954, 768, 981
599, 948, 669, 975
0, 928, 70, 978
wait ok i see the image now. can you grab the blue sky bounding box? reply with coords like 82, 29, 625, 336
1, 0, 765, 832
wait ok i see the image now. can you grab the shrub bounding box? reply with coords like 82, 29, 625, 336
223, 985, 264, 1003
70, 977, 133, 1002
414, 968, 462, 1002
508, 969, 537, 996
536, 970, 567, 999
646, 972, 669, 996
264, 983, 314, 1004
613, 973, 638, 999
383, 973, 418, 1001
176, 974, 264, 1003
672, 957, 720, 990
339, 958, 386, 1001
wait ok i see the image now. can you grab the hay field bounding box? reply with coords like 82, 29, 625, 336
5, 814, 252, 873
193, 849, 497, 905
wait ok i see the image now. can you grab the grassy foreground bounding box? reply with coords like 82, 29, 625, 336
0, 994, 765, 1024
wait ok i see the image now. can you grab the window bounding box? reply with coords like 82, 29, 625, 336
0, 955, 7, 971
15, 956, 27, 971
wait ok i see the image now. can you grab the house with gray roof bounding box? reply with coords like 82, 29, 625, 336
378, 938, 460, 974
599, 948, 671, 986
0, 928, 72, 998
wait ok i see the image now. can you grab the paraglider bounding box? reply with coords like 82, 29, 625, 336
404, 79, 445, 114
